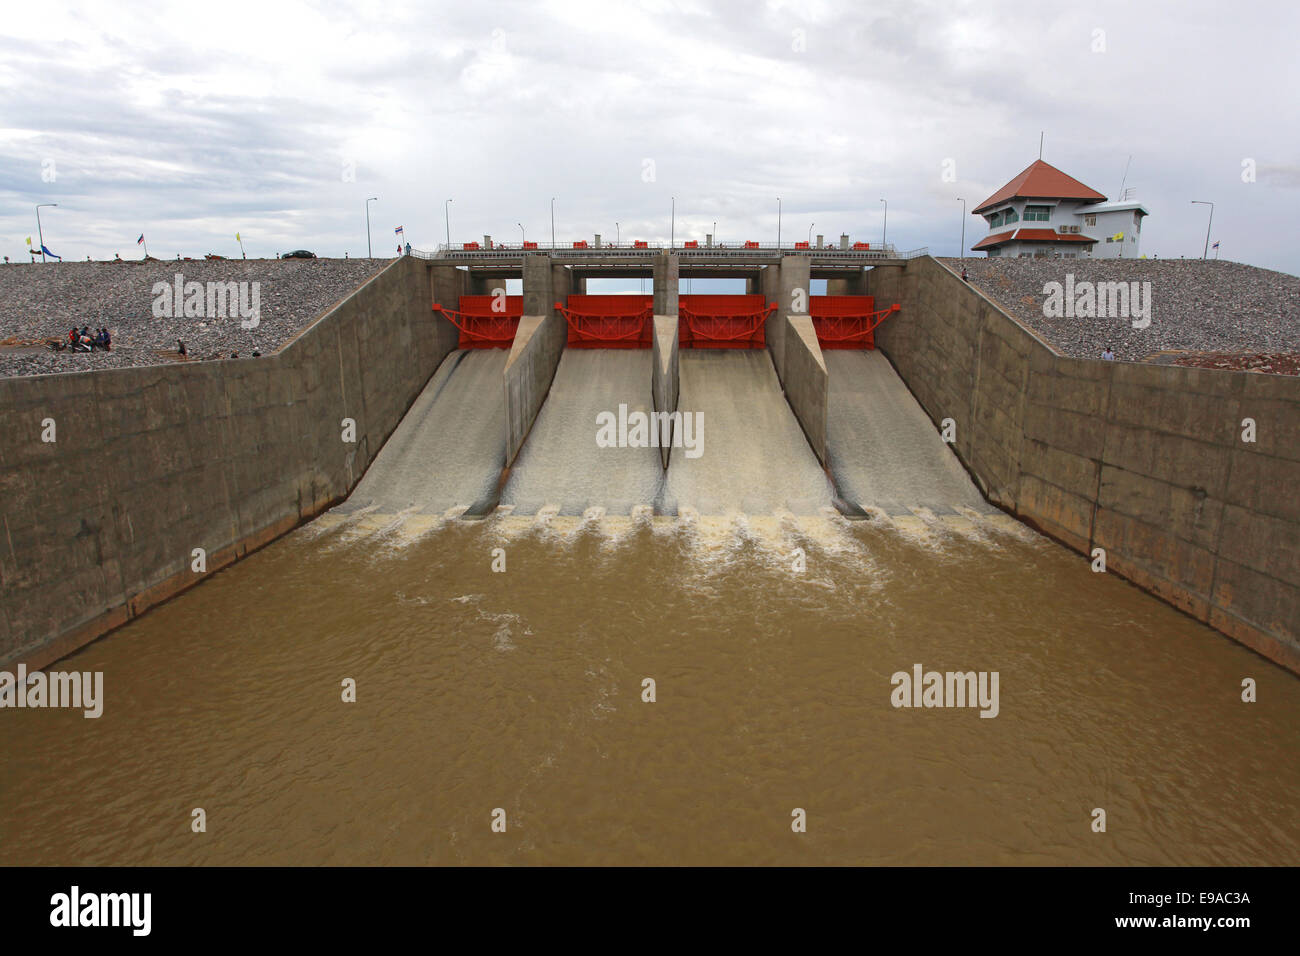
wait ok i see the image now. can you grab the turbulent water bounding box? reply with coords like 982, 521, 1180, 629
2, 510, 1298, 866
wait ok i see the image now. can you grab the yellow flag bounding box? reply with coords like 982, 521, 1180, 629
1112, 231, 1124, 241
25, 236, 32, 246
236, 232, 241, 241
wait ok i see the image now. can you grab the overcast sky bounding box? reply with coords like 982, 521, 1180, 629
2, 0, 1297, 274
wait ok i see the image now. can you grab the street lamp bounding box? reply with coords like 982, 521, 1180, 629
880, 199, 888, 249
36, 203, 57, 262
808, 222, 815, 245
518, 222, 525, 245
1191, 200, 1214, 259
550, 198, 555, 247
957, 197, 966, 259
670, 197, 675, 248
615, 222, 619, 245
712, 221, 716, 246
365, 197, 378, 258
445, 199, 452, 249
777, 197, 782, 248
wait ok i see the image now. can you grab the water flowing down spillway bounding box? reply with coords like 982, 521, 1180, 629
662, 350, 834, 516
500, 350, 664, 515
825, 350, 997, 516
337, 349, 507, 517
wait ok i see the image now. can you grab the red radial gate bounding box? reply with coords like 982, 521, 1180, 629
678, 294, 774, 349
809, 295, 901, 350
555, 295, 654, 348
431, 294, 523, 349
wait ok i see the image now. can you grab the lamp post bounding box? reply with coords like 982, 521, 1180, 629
444, 199, 452, 249
880, 198, 888, 249
1191, 200, 1214, 260
670, 197, 675, 249
712, 221, 716, 246
550, 197, 555, 248
957, 197, 966, 259
518, 222, 525, 245
36, 203, 57, 262
777, 197, 782, 248
615, 222, 619, 245
365, 197, 377, 258
808, 222, 815, 246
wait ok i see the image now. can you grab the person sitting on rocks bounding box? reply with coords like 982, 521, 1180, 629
102, 328, 111, 351
177, 339, 187, 356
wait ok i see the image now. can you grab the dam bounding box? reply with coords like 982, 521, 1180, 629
1, 245, 1298, 866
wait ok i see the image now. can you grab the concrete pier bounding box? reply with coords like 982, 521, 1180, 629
651, 314, 680, 468
780, 314, 829, 465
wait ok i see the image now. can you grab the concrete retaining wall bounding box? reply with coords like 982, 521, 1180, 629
780, 315, 829, 465
870, 255, 1300, 671
651, 315, 680, 468
0, 255, 456, 669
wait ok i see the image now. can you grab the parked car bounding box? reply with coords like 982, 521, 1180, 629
281, 249, 317, 259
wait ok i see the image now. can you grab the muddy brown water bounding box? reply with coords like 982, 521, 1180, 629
2, 510, 1297, 866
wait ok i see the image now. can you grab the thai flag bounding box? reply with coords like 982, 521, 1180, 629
395, 226, 404, 237
137, 234, 145, 245
1212, 241, 1220, 250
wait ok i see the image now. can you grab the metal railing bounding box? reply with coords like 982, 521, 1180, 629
412, 242, 929, 262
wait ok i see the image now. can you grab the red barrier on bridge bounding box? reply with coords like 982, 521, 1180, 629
431, 294, 524, 349
678, 294, 774, 349
556, 294, 654, 348
809, 295, 900, 350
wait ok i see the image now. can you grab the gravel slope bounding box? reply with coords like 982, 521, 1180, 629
938, 257, 1300, 365
0, 257, 388, 378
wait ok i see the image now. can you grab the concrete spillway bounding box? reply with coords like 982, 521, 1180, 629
500, 350, 664, 515
337, 349, 507, 515
825, 350, 995, 515
663, 350, 834, 515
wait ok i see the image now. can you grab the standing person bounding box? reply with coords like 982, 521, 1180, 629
405, 241, 411, 256
961, 266, 969, 282
1102, 346, 1115, 361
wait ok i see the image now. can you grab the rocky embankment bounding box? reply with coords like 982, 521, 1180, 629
938, 257, 1300, 372
0, 257, 388, 378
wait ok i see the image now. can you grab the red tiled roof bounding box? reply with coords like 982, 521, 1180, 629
971, 228, 1097, 251
1015, 229, 1095, 243
973, 160, 1108, 214
971, 230, 1016, 251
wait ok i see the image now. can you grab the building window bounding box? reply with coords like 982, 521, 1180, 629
1024, 205, 1051, 221
989, 212, 1003, 228
1003, 208, 1019, 224
1084, 214, 1096, 226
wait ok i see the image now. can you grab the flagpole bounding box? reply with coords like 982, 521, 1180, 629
143, 238, 149, 258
